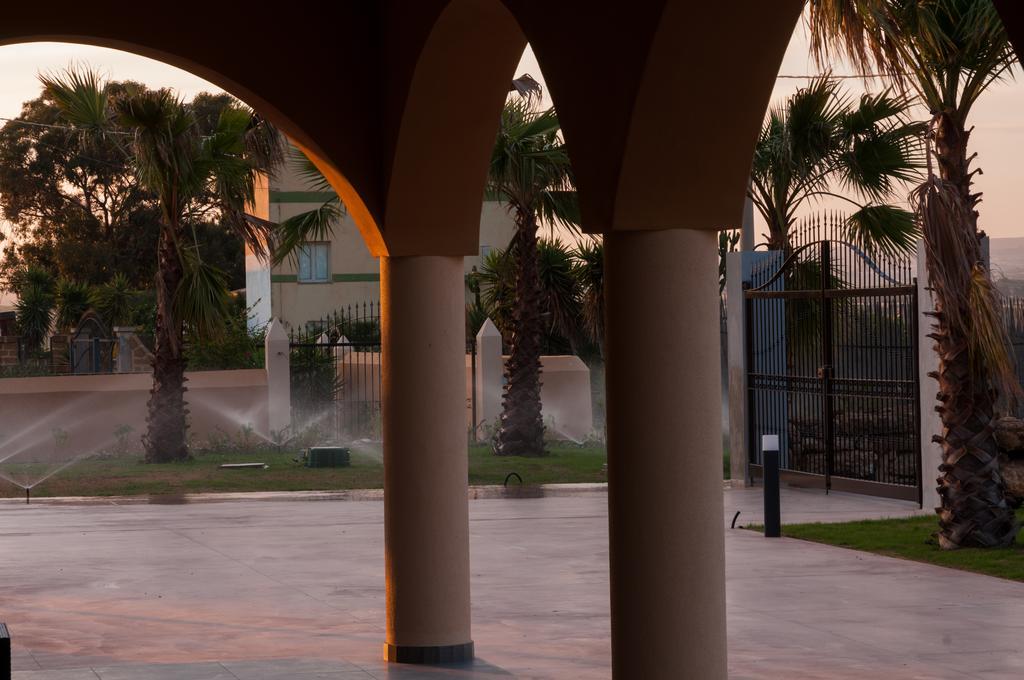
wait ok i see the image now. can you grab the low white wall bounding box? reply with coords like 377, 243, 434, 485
0, 369, 269, 461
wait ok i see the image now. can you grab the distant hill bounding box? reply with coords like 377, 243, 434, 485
991, 238, 1024, 296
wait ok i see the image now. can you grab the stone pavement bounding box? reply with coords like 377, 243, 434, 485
0, 486, 1021, 679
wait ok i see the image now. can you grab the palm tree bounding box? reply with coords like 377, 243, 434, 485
573, 239, 604, 357
487, 88, 579, 457
43, 68, 284, 462
473, 239, 588, 355
54, 278, 91, 332
12, 265, 55, 353
751, 75, 924, 255
809, 0, 1020, 548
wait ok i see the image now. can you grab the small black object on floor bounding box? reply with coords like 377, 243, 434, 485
1, 622, 10, 680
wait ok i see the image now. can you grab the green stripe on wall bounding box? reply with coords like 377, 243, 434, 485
271, 273, 379, 283
269, 190, 337, 203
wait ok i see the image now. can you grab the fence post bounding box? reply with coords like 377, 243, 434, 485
726, 251, 748, 485
917, 245, 942, 510
1, 622, 9, 680
474, 318, 503, 442
265, 320, 291, 437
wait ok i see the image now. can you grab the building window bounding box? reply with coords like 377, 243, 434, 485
297, 243, 330, 283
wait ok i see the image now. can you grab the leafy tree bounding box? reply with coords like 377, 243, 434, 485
43, 68, 283, 462
185, 297, 265, 370
809, 0, 1020, 548
0, 85, 247, 289
750, 75, 924, 255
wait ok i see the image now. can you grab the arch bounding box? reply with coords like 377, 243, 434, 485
505, 1, 802, 233
0, 3, 387, 253
380, 0, 527, 256
612, 2, 803, 231
994, 1, 1024, 63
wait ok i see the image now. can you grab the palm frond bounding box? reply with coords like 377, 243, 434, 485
915, 173, 1019, 401
55, 278, 91, 331
272, 199, 344, 266
91, 273, 133, 328
174, 248, 230, 340
843, 204, 919, 257
573, 238, 604, 348
290, 147, 336, 194
39, 67, 110, 130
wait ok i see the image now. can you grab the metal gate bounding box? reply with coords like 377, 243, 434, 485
745, 241, 922, 503
289, 303, 382, 442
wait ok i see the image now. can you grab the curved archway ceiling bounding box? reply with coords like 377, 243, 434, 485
0, 0, 803, 255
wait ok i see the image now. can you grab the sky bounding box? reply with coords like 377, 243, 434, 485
0, 19, 1022, 279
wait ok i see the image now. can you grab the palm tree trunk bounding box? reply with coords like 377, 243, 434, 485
496, 213, 546, 456
929, 111, 1017, 548
144, 222, 189, 463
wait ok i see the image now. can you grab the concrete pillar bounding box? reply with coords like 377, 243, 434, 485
726, 250, 748, 485
381, 255, 473, 664
740, 191, 755, 252
726, 250, 778, 485
917, 246, 942, 509
264, 320, 291, 436
605, 229, 727, 680
474, 318, 503, 441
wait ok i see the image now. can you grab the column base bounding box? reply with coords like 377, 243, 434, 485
383, 641, 475, 664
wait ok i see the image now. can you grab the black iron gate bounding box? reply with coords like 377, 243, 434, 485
745, 241, 922, 503
289, 303, 382, 442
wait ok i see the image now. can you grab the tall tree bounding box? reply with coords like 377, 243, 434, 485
487, 87, 578, 457
43, 68, 283, 462
809, 0, 1020, 548
750, 75, 924, 254
0, 85, 246, 289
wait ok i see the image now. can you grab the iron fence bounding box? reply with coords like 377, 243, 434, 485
287, 302, 480, 443
288, 302, 382, 442
1001, 296, 1024, 418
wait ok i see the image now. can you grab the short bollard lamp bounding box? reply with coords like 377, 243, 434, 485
1, 622, 10, 680
762, 434, 781, 538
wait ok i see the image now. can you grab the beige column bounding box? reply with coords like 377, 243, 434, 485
605, 229, 727, 679
380, 254, 473, 664
263, 320, 291, 437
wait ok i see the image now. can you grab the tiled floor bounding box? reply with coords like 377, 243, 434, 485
1, 486, 1021, 679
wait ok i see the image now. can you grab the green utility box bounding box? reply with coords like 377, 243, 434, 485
305, 446, 351, 468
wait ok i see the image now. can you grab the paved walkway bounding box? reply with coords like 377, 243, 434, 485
0, 487, 1021, 679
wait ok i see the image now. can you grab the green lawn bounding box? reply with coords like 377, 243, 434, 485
0, 443, 608, 498
762, 511, 1024, 582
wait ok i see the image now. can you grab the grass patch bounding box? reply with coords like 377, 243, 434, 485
0, 443, 607, 498
757, 511, 1024, 582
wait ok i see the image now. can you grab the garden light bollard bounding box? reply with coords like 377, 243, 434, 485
762, 434, 781, 538
1, 622, 9, 680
